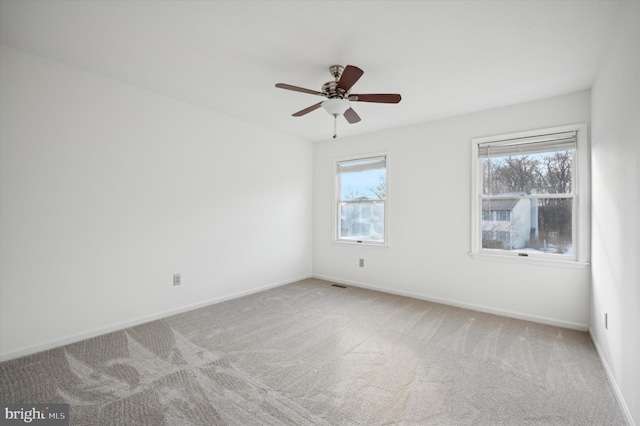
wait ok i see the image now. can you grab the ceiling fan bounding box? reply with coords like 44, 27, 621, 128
275, 65, 402, 139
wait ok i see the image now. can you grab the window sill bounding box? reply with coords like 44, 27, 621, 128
333, 240, 388, 248
470, 252, 589, 269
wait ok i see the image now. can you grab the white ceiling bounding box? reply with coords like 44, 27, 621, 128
0, 1, 623, 143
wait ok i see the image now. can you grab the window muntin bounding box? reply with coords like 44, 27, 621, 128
335, 155, 387, 244
471, 125, 588, 264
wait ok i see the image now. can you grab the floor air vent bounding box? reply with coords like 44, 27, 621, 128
331, 284, 347, 288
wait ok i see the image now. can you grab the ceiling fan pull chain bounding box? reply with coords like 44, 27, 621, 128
333, 115, 338, 139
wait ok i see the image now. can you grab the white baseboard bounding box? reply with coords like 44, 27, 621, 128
589, 330, 636, 426
312, 274, 589, 331
0, 274, 311, 362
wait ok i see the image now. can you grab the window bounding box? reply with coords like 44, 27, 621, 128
471, 124, 589, 266
335, 154, 388, 245
483, 210, 512, 221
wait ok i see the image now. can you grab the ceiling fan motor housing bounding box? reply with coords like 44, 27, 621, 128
322, 81, 343, 98
324, 65, 349, 98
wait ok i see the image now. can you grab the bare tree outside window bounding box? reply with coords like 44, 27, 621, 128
367, 175, 386, 200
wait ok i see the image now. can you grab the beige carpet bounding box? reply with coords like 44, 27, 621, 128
0, 278, 626, 425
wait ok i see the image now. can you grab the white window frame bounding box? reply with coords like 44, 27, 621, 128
334, 152, 389, 246
470, 123, 589, 268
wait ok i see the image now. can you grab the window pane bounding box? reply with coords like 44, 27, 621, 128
483, 150, 573, 195
340, 168, 385, 201
482, 198, 572, 255
339, 201, 384, 242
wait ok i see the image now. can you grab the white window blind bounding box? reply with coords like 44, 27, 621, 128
337, 156, 386, 174
477, 131, 577, 157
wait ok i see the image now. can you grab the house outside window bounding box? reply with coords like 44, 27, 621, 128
471, 124, 589, 266
335, 153, 388, 245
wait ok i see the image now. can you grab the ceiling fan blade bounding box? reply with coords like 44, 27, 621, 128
343, 107, 361, 124
337, 65, 364, 92
276, 83, 323, 96
292, 102, 322, 117
349, 93, 402, 103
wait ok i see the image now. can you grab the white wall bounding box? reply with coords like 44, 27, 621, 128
0, 45, 313, 360
590, 2, 640, 424
314, 91, 591, 329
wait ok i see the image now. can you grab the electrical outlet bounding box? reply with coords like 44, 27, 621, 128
173, 273, 181, 286
359, 258, 364, 267
604, 312, 608, 330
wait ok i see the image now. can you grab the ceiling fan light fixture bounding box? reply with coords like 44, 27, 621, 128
322, 98, 350, 116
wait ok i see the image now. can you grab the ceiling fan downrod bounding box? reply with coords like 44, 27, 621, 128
329, 65, 344, 82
